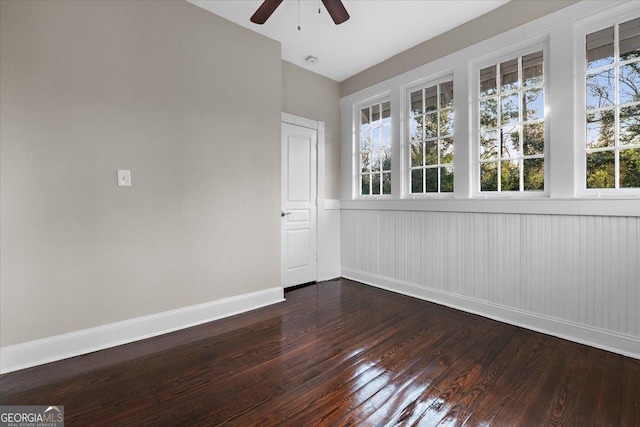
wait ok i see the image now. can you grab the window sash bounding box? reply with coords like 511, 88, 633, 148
475, 45, 548, 195
406, 77, 455, 196
583, 17, 640, 191
358, 99, 392, 197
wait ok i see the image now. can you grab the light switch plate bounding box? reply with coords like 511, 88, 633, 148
117, 170, 132, 187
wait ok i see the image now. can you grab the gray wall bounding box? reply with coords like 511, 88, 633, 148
0, 0, 282, 346
340, 0, 579, 97
282, 61, 341, 199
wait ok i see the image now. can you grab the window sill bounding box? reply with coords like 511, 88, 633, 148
355, 195, 393, 201
405, 194, 456, 200
340, 197, 640, 217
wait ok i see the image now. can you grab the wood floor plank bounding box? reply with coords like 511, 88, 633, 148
70, 290, 418, 425
213, 295, 437, 415
182, 288, 432, 424
348, 320, 499, 427
215, 307, 436, 425
556, 346, 604, 426
226, 305, 451, 426
1, 279, 638, 427
595, 351, 624, 427
454, 328, 529, 414
400, 322, 519, 426
0, 279, 346, 396
258, 307, 464, 426
462, 330, 558, 426
569, 347, 606, 426
491, 339, 590, 426
621, 355, 640, 427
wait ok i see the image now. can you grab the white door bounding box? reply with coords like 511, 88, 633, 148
281, 122, 317, 287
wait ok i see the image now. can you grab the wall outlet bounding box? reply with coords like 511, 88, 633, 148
117, 170, 132, 187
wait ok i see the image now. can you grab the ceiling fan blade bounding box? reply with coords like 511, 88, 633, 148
250, 0, 284, 24
321, 0, 350, 25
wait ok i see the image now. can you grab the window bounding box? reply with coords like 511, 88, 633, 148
585, 17, 640, 190
408, 80, 454, 194
359, 100, 391, 196
344, 2, 640, 213
478, 51, 545, 193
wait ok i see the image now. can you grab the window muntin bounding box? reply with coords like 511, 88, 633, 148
585, 17, 640, 190
478, 51, 545, 193
359, 100, 391, 196
408, 80, 454, 194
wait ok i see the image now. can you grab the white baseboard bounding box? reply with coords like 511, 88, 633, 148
318, 268, 341, 282
0, 287, 285, 374
342, 269, 640, 360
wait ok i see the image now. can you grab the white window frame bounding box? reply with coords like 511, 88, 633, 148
354, 94, 392, 199
338, 0, 640, 216
404, 73, 456, 198
576, 9, 640, 196
471, 41, 550, 198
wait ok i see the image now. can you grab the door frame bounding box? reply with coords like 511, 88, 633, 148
281, 112, 325, 287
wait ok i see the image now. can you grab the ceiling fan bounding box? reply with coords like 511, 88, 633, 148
250, 0, 350, 25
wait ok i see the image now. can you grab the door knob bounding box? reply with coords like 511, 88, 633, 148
281, 211, 292, 217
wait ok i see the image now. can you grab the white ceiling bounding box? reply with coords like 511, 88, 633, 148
189, 0, 509, 82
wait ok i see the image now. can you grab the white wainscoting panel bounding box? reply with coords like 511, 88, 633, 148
341, 210, 640, 358
318, 199, 341, 281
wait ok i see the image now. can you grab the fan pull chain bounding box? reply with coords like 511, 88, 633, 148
297, 0, 301, 30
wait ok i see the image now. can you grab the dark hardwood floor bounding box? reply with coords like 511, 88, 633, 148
1, 279, 639, 426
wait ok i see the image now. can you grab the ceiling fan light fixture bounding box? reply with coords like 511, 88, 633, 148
321, 0, 350, 25
250, 0, 349, 26
250, 0, 284, 24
